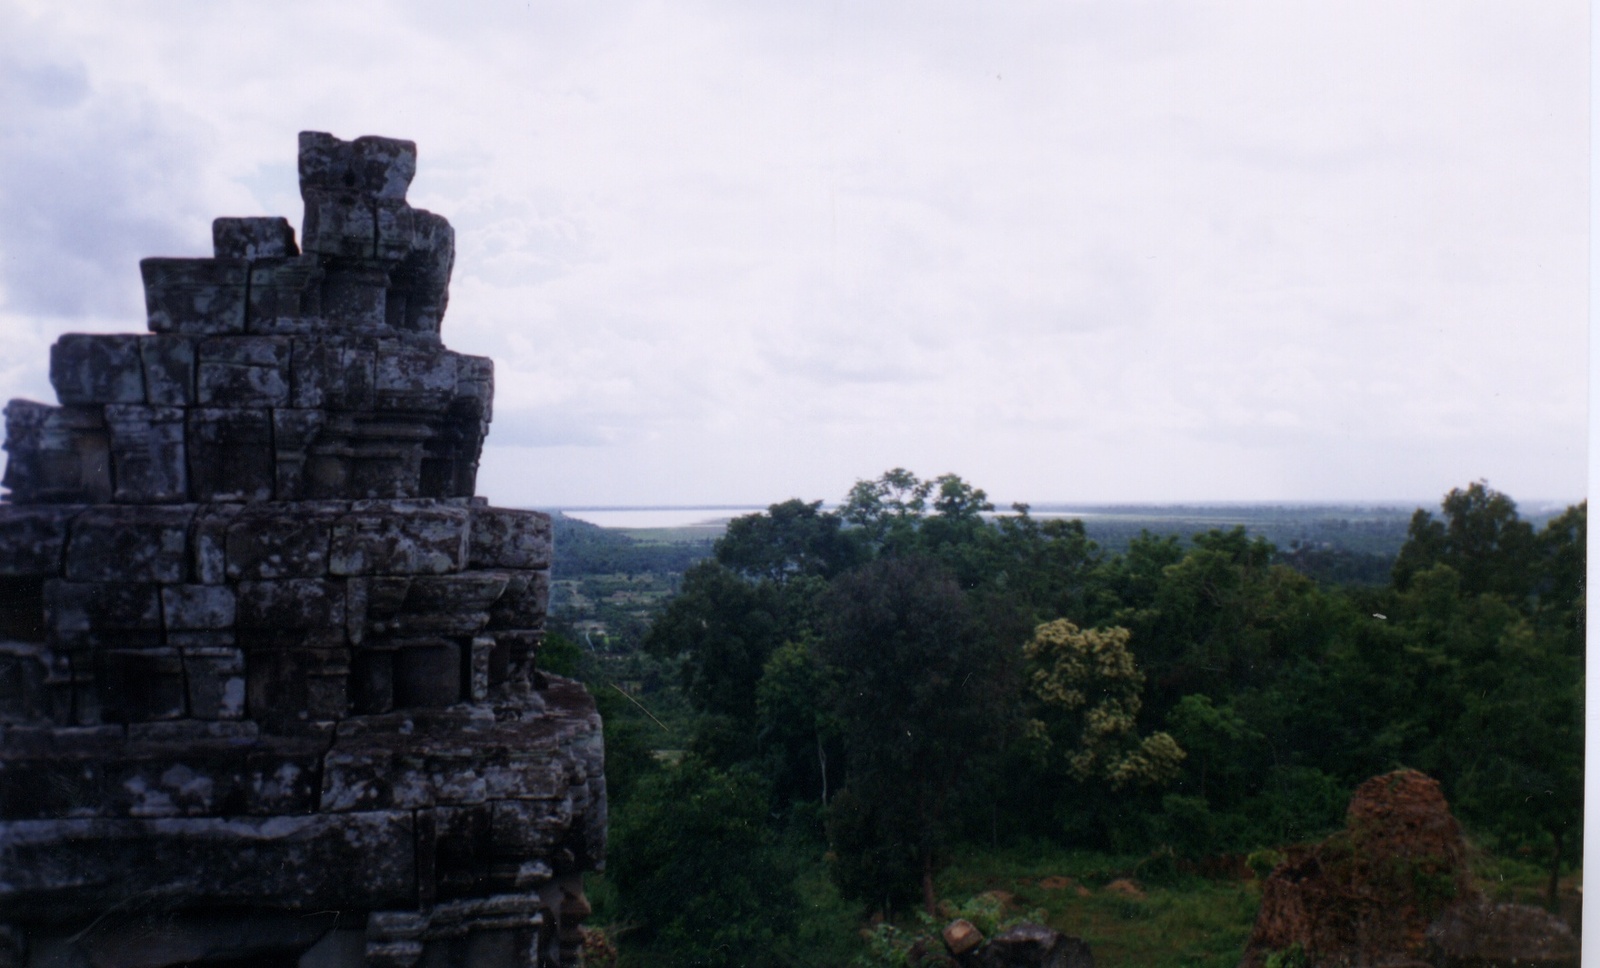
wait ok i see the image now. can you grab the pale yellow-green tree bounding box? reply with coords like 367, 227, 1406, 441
1023, 619, 1184, 789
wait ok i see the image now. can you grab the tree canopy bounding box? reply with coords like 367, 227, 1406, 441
607, 472, 1584, 963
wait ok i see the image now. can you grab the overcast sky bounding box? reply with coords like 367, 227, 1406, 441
0, 1, 1587, 508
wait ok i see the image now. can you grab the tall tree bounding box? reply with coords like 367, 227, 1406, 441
644, 560, 786, 730
609, 758, 801, 968
1392, 481, 1538, 600
1023, 620, 1184, 790
818, 555, 1021, 914
717, 498, 865, 583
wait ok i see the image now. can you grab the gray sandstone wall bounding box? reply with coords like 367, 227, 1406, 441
0, 133, 604, 968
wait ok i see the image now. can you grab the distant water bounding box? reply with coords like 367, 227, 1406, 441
546, 500, 1571, 532
552, 505, 1089, 529
553, 507, 763, 529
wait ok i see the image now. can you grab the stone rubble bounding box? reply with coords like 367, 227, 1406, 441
0, 132, 604, 968
1239, 769, 1576, 968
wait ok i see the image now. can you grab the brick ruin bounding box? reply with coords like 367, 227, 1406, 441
0, 133, 605, 967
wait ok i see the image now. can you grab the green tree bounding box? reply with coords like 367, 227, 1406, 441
755, 638, 843, 808
839, 467, 934, 553
1448, 615, 1583, 905
1533, 501, 1586, 655
609, 758, 801, 968
1392, 481, 1537, 600
1127, 528, 1337, 720
980, 508, 1107, 625
1023, 620, 1184, 790
644, 560, 786, 732
818, 555, 1021, 914
717, 498, 865, 583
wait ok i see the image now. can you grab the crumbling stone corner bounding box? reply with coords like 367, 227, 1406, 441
0, 132, 604, 968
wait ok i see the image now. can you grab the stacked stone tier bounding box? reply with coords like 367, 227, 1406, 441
4, 332, 490, 505
0, 681, 604, 959
0, 131, 600, 968
0, 499, 550, 729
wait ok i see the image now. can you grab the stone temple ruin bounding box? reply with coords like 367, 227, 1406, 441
0, 133, 605, 967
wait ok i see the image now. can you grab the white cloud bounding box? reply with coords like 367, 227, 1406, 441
0, 0, 1586, 505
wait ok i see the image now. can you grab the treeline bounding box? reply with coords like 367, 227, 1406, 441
545, 512, 715, 578
578, 472, 1584, 968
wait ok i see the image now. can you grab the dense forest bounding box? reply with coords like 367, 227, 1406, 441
547, 473, 1584, 968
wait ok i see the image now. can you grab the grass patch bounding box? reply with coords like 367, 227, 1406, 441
588, 841, 1577, 968
934, 844, 1259, 968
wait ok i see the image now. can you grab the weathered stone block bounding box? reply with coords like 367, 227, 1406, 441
187, 407, 274, 502
482, 753, 565, 803
197, 337, 291, 406
237, 627, 345, 655
363, 576, 415, 615
322, 266, 389, 330
970, 923, 1093, 968
455, 354, 493, 423
375, 344, 458, 412
103, 755, 243, 818
350, 647, 395, 714
51, 629, 165, 655
419, 452, 480, 501
49, 334, 146, 405
164, 627, 234, 648
182, 646, 245, 720
0, 753, 104, 818
96, 648, 187, 722
162, 584, 237, 630
320, 747, 412, 813
942, 918, 983, 957
387, 610, 491, 638
0, 812, 417, 914
302, 187, 376, 260
246, 745, 324, 813
290, 337, 377, 410
345, 442, 426, 500
22, 911, 346, 968
64, 506, 194, 583
246, 648, 350, 724
0, 506, 78, 575
140, 258, 249, 335
487, 572, 550, 630
374, 198, 414, 261
393, 639, 460, 708
489, 798, 569, 857
213, 217, 298, 261
405, 574, 510, 613
192, 504, 244, 583
329, 502, 469, 575
300, 131, 417, 200
343, 576, 375, 645
236, 579, 346, 630
469, 508, 552, 570
302, 409, 447, 500
140, 334, 197, 405
468, 635, 493, 702
1, 402, 111, 504
346, 574, 413, 644
225, 503, 341, 580
417, 804, 492, 903
0, 575, 47, 644
247, 256, 325, 331
491, 630, 540, 684
388, 210, 455, 335
0, 642, 68, 726
105, 404, 187, 502
271, 407, 326, 500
